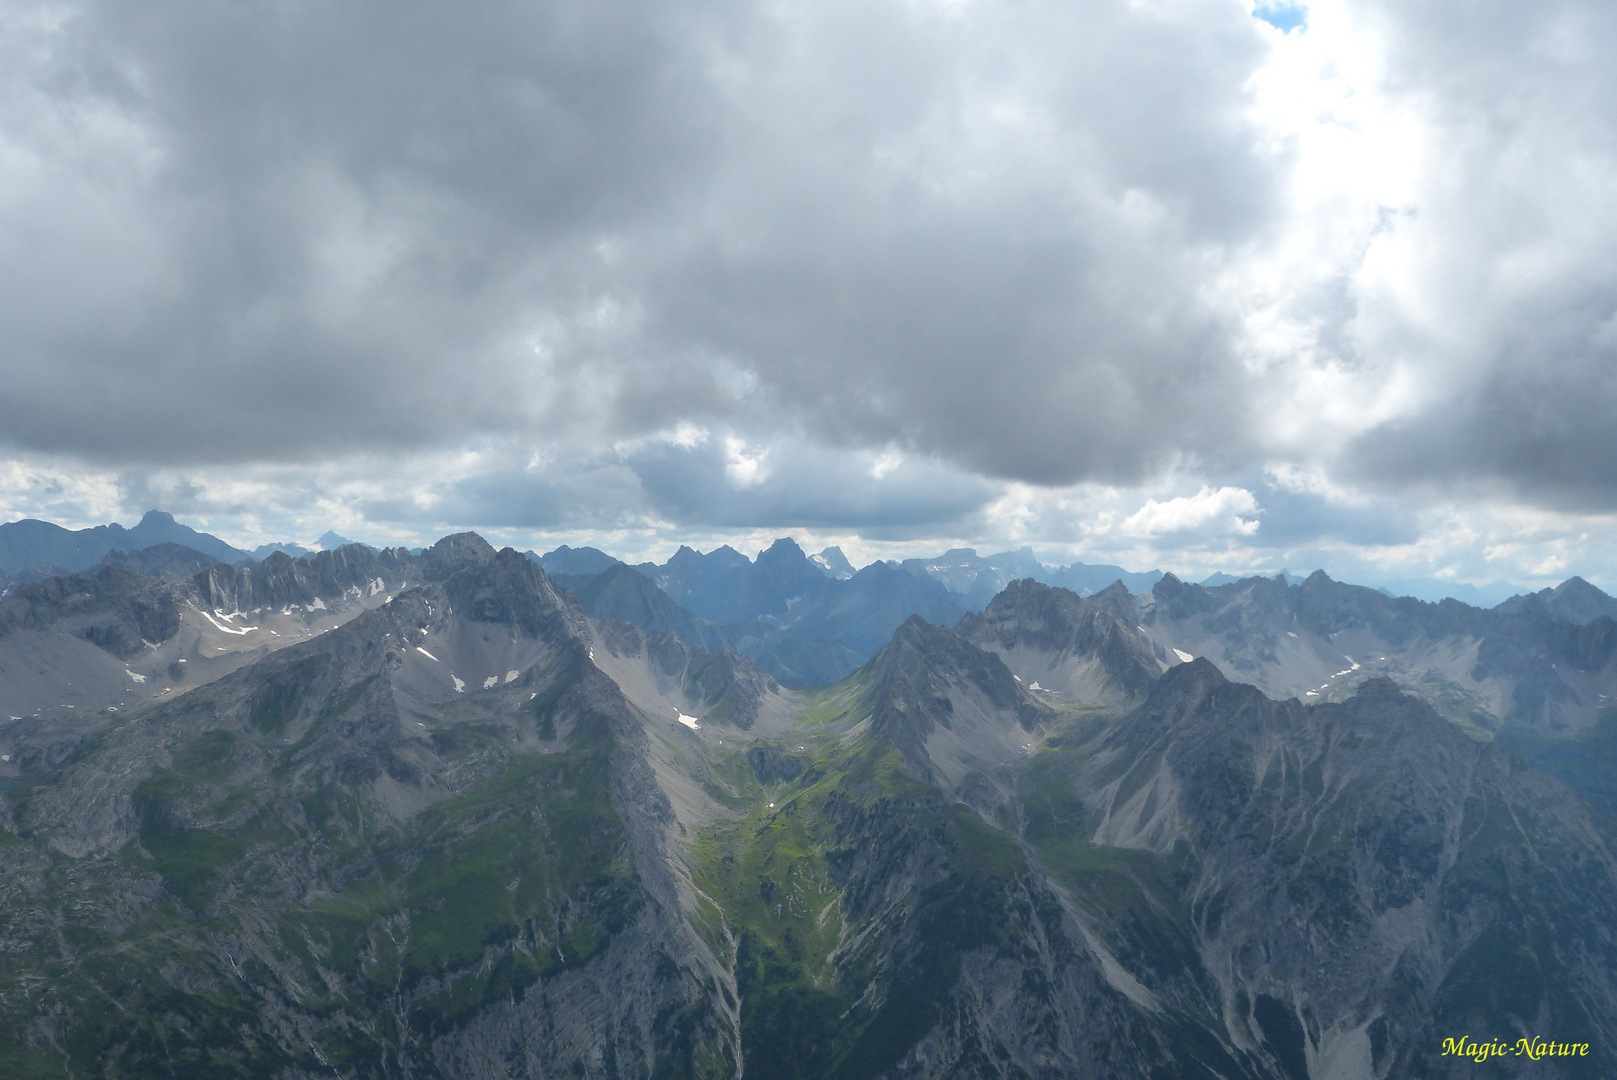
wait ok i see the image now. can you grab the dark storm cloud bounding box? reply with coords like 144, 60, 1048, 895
1322, 0, 1617, 509
1250, 478, 1421, 548
0, 0, 741, 461
1350, 334, 1617, 509
5, 0, 1617, 540
0, 0, 1274, 486
375, 459, 652, 532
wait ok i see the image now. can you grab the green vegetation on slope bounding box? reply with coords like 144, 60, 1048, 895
690, 703, 1039, 1080
0, 678, 644, 1079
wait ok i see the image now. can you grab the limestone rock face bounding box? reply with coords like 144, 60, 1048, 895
3, 544, 1617, 1079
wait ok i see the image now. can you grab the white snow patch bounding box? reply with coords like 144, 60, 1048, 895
450, 675, 465, 693
504, 670, 520, 683
1286, 631, 1298, 639
483, 676, 499, 689
202, 611, 257, 635
416, 647, 439, 662
309, 597, 327, 611
675, 710, 701, 730
1013, 675, 1022, 682
1029, 681, 1044, 692
125, 669, 147, 684
1306, 690, 1318, 696
1172, 648, 1195, 663
1, 754, 9, 762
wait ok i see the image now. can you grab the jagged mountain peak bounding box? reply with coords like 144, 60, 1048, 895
861, 616, 1045, 787
810, 545, 855, 579
1140, 652, 1228, 703
536, 543, 620, 577
1504, 574, 1617, 625
421, 531, 497, 577
960, 577, 1161, 701
442, 547, 588, 640
315, 529, 356, 550
864, 614, 1022, 710
759, 536, 806, 558
668, 542, 748, 568
100, 542, 221, 581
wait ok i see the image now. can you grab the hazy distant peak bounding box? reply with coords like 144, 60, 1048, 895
250, 541, 314, 560
1497, 574, 1617, 625
811, 546, 855, 579
936, 547, 979, 560
537, 544, 620, 577
758, 536, 805, 558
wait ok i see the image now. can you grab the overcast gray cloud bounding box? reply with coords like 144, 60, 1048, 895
3, 0, 1617, 591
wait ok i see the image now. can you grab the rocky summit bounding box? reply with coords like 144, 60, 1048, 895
1, 538, 1615, 1078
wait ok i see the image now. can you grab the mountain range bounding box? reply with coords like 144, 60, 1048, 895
0, 512, 380, 582
0, 508, 1565, 614
0, 510, 248, 575
2, 528, 1616, 1077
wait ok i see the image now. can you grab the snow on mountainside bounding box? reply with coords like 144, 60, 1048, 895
4, 531, 1617, 1076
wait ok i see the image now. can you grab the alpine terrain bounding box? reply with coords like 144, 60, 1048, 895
1, 532, 1614, 1078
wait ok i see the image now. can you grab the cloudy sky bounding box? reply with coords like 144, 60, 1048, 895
3, 0, 1616, 596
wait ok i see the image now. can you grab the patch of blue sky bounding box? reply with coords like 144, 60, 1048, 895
1253, 2, 1306, 32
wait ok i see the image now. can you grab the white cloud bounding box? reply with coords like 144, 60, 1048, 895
2, 0, 1617, 593
670, 423, 710, 450
1122, 486, 1262, 538
869, 447, 904, 480
723, 437, 769, 489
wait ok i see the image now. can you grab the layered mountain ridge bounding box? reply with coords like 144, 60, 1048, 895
2, 532, 1615, 1078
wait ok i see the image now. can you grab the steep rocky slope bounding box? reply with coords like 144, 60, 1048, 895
1029, 660, 1617, 1078
0, 549, 741, 1078
4, 549, 1617, 1079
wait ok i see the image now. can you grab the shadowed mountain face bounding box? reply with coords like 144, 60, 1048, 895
1025, 661, 1617, 1080
959, 579, 1163, 703
4, 539, 1617, 1078
1134, 571, 1617, 740
0, 551, 740, 1077
1497, 576, 1617, 625
561, 544, 965, 690
100, 542, 223, 580
897, 547, 1165, 610
957, 574, 1617, 812
970, 572, 1617, 738
534, 544, 622, 577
